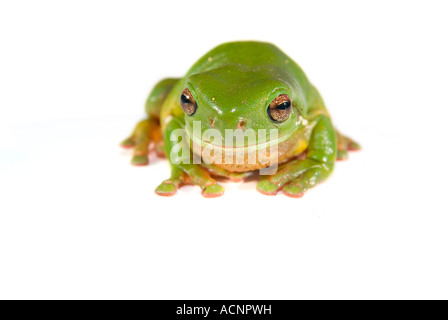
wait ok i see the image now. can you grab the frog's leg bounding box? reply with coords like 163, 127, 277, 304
120, 78, 179, 165
155, 141, 166, 158
155, 119, 225, 198
336, 130, 361, 161
121, 118, 161, 165
257, 116, 336, 197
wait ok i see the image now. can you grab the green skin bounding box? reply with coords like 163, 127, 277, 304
121, 41, 360, 198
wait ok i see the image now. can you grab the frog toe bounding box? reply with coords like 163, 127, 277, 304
282, 184, 304, 198
348, 140, 361, 151
336, 130, 361, 156
201, 184, 225, 198
120, 137, 135, 149
256, 180, 278, 196
336, 150, 349, 161
155, 181, 178, 197
131, 155, 149, 166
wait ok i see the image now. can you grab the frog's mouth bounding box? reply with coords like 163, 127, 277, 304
184, 126, 294, 154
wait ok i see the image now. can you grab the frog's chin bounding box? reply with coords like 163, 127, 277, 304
184, 128, 301, 172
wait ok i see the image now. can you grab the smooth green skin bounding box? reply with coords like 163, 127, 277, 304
122, 41, 359, 197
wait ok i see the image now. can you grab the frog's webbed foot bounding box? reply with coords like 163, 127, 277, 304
336, 130, 361, 161
155, 164, 225, 198
257, 159, 332, 197
282, 167, 323, 198
120, 118, 162, 166
154, 167, 183, 197
257, 116, 338, 197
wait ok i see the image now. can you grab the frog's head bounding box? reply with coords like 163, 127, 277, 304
180, 64, 307, 171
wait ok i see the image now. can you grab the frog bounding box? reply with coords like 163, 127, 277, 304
121, 41, 360, 198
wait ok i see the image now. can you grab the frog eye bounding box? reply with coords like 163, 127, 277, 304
267, 94, 292, 122
180, 88, 197, 116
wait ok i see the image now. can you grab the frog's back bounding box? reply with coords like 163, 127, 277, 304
186, 41, 310, 87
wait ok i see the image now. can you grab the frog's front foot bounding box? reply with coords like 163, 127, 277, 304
155, 165, 225, 198
336, 130, 361, 161
256, 159, 332, 198
155, 180, 179, 197
120, 118, 162, 166
201, 184, 226, 198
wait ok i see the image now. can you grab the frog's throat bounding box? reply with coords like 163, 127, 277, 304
184, 126, 295, 153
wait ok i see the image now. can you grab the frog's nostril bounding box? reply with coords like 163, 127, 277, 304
237, 119, 247, 130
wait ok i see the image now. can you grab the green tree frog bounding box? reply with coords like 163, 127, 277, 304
121, 41, 360, 198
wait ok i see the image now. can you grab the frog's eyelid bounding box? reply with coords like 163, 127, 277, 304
181, 88, 196, 101
185, 83, 198, 101
266, 88, 290, 104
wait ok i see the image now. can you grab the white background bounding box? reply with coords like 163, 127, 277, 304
1, 0, 447, 300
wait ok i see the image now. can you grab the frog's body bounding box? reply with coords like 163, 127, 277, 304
121, 41, 360, 198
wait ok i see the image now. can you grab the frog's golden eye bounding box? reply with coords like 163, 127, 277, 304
180, 88, 197, 116
268, 94, 292, 122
